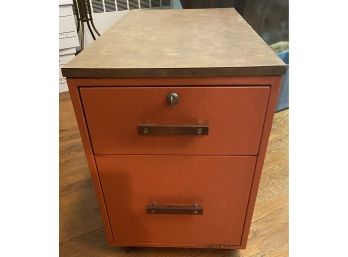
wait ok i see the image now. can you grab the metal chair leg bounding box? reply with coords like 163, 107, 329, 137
73, 0, 80, 32
80, 21, 84, 50
90, 19, 101, 36
86, 21, 96, 40
74, 0, 100, 51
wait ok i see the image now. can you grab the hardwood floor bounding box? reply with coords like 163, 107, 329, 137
59, 92, 289, 257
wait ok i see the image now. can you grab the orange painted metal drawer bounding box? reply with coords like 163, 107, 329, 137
96, 155, 256, 247
80, 86, 270, 155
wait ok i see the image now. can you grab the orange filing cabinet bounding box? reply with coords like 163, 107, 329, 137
62, 8, 286, 249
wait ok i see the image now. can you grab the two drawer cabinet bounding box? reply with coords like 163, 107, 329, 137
62, 8, 286, 249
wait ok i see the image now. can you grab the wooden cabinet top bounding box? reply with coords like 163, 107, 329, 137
62, 8, 285, 78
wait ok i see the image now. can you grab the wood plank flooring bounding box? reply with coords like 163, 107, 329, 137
60, 92, 288, 257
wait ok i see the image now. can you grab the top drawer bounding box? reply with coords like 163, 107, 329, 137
80, 86, 269, 155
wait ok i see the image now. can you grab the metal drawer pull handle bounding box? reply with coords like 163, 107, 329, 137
138, 124, 208, 135
146, 203, 203, 215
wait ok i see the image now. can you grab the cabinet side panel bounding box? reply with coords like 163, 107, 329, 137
67, 79, 114, 244
240, 77, 282, 248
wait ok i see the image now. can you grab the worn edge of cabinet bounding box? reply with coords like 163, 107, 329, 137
239, 77, 282, 248
67, 83, 115, 244
107, 242, 239, 249
66, 76, 281, 87
66, 76, 282, 248
62, 66, 286, 78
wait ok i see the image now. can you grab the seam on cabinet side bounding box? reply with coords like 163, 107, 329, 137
239, 84, 272, 246
238, 157, 258, 246
256, 86, 271, 155
77, 86, 116, 243
77, 87, 96, 155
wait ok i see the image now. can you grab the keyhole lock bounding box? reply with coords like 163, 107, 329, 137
167, 92, 180, 106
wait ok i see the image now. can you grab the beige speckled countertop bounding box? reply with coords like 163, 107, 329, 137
62, 8, 285, 78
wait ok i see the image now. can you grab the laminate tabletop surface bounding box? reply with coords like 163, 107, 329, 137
62, 8, 286, 78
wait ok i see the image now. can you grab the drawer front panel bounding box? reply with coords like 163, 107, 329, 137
96, 155, 256, 246
81, 86, 269, 155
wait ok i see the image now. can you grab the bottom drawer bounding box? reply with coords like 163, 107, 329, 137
96, 155, 256, 247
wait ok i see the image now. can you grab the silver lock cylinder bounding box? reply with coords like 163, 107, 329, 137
167, 92, 180, 106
